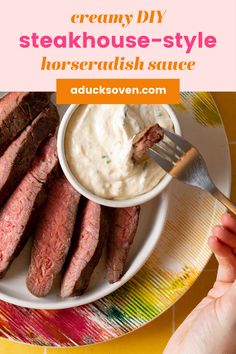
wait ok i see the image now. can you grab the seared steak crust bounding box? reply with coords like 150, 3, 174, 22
132, 124, 164, 161
27, 175, 81, 297
107, 206, 140, 283
0, 92, 50, 156
0, 103, 59, 207
61, 200, 107, 298
0, 135, 58, 277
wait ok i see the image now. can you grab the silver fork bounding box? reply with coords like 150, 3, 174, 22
147, 128, 236, 215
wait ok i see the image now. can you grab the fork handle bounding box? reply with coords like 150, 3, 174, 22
210, 187, 236, 216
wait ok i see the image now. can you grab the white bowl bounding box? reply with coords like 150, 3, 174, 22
57, 104, 181, 208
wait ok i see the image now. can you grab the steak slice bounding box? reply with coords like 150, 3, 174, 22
107, 206, 140, 283
0, 103, 59, 207
0, 92, 50, 156
132, 124, 164, 161
61, 200, 107, 298
26, 175, 81, 297
0, 135, 58, 277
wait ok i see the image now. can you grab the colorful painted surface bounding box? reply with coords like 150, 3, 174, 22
0, 93, 232, 348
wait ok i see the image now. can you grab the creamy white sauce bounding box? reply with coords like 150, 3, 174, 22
65, 104, 174, 200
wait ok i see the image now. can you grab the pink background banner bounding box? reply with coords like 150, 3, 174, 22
0, 0, 235, 91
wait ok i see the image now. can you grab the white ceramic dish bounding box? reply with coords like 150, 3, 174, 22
0, 97, 170, 309
57, 104, 181, 208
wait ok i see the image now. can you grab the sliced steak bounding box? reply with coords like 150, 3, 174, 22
107, 206, 140, 283
61, 200, 107, 298
0, 92, 50, 156
132, 124, 164, 161
26, 175, 81, 297
0, 135, 58, 277
0, 103, 59, 207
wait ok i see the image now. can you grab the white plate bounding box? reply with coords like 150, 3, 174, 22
0, 98, 170, 309
0, 192, 169, 309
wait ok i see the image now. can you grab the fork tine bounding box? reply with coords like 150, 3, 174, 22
147, 148, 174, 172
163, 128, 192, 152
160, 140, 183, 158
155, 144, 178, 163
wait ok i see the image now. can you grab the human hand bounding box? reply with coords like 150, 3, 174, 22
164, 213, 236, 354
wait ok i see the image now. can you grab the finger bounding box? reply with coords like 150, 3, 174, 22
212, 225, 236, 249
222, 213, 236, 234
208, 235, 233, 258
208, 236, 236, 283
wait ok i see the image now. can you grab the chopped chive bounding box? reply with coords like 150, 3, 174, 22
101, 155, 111, 164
